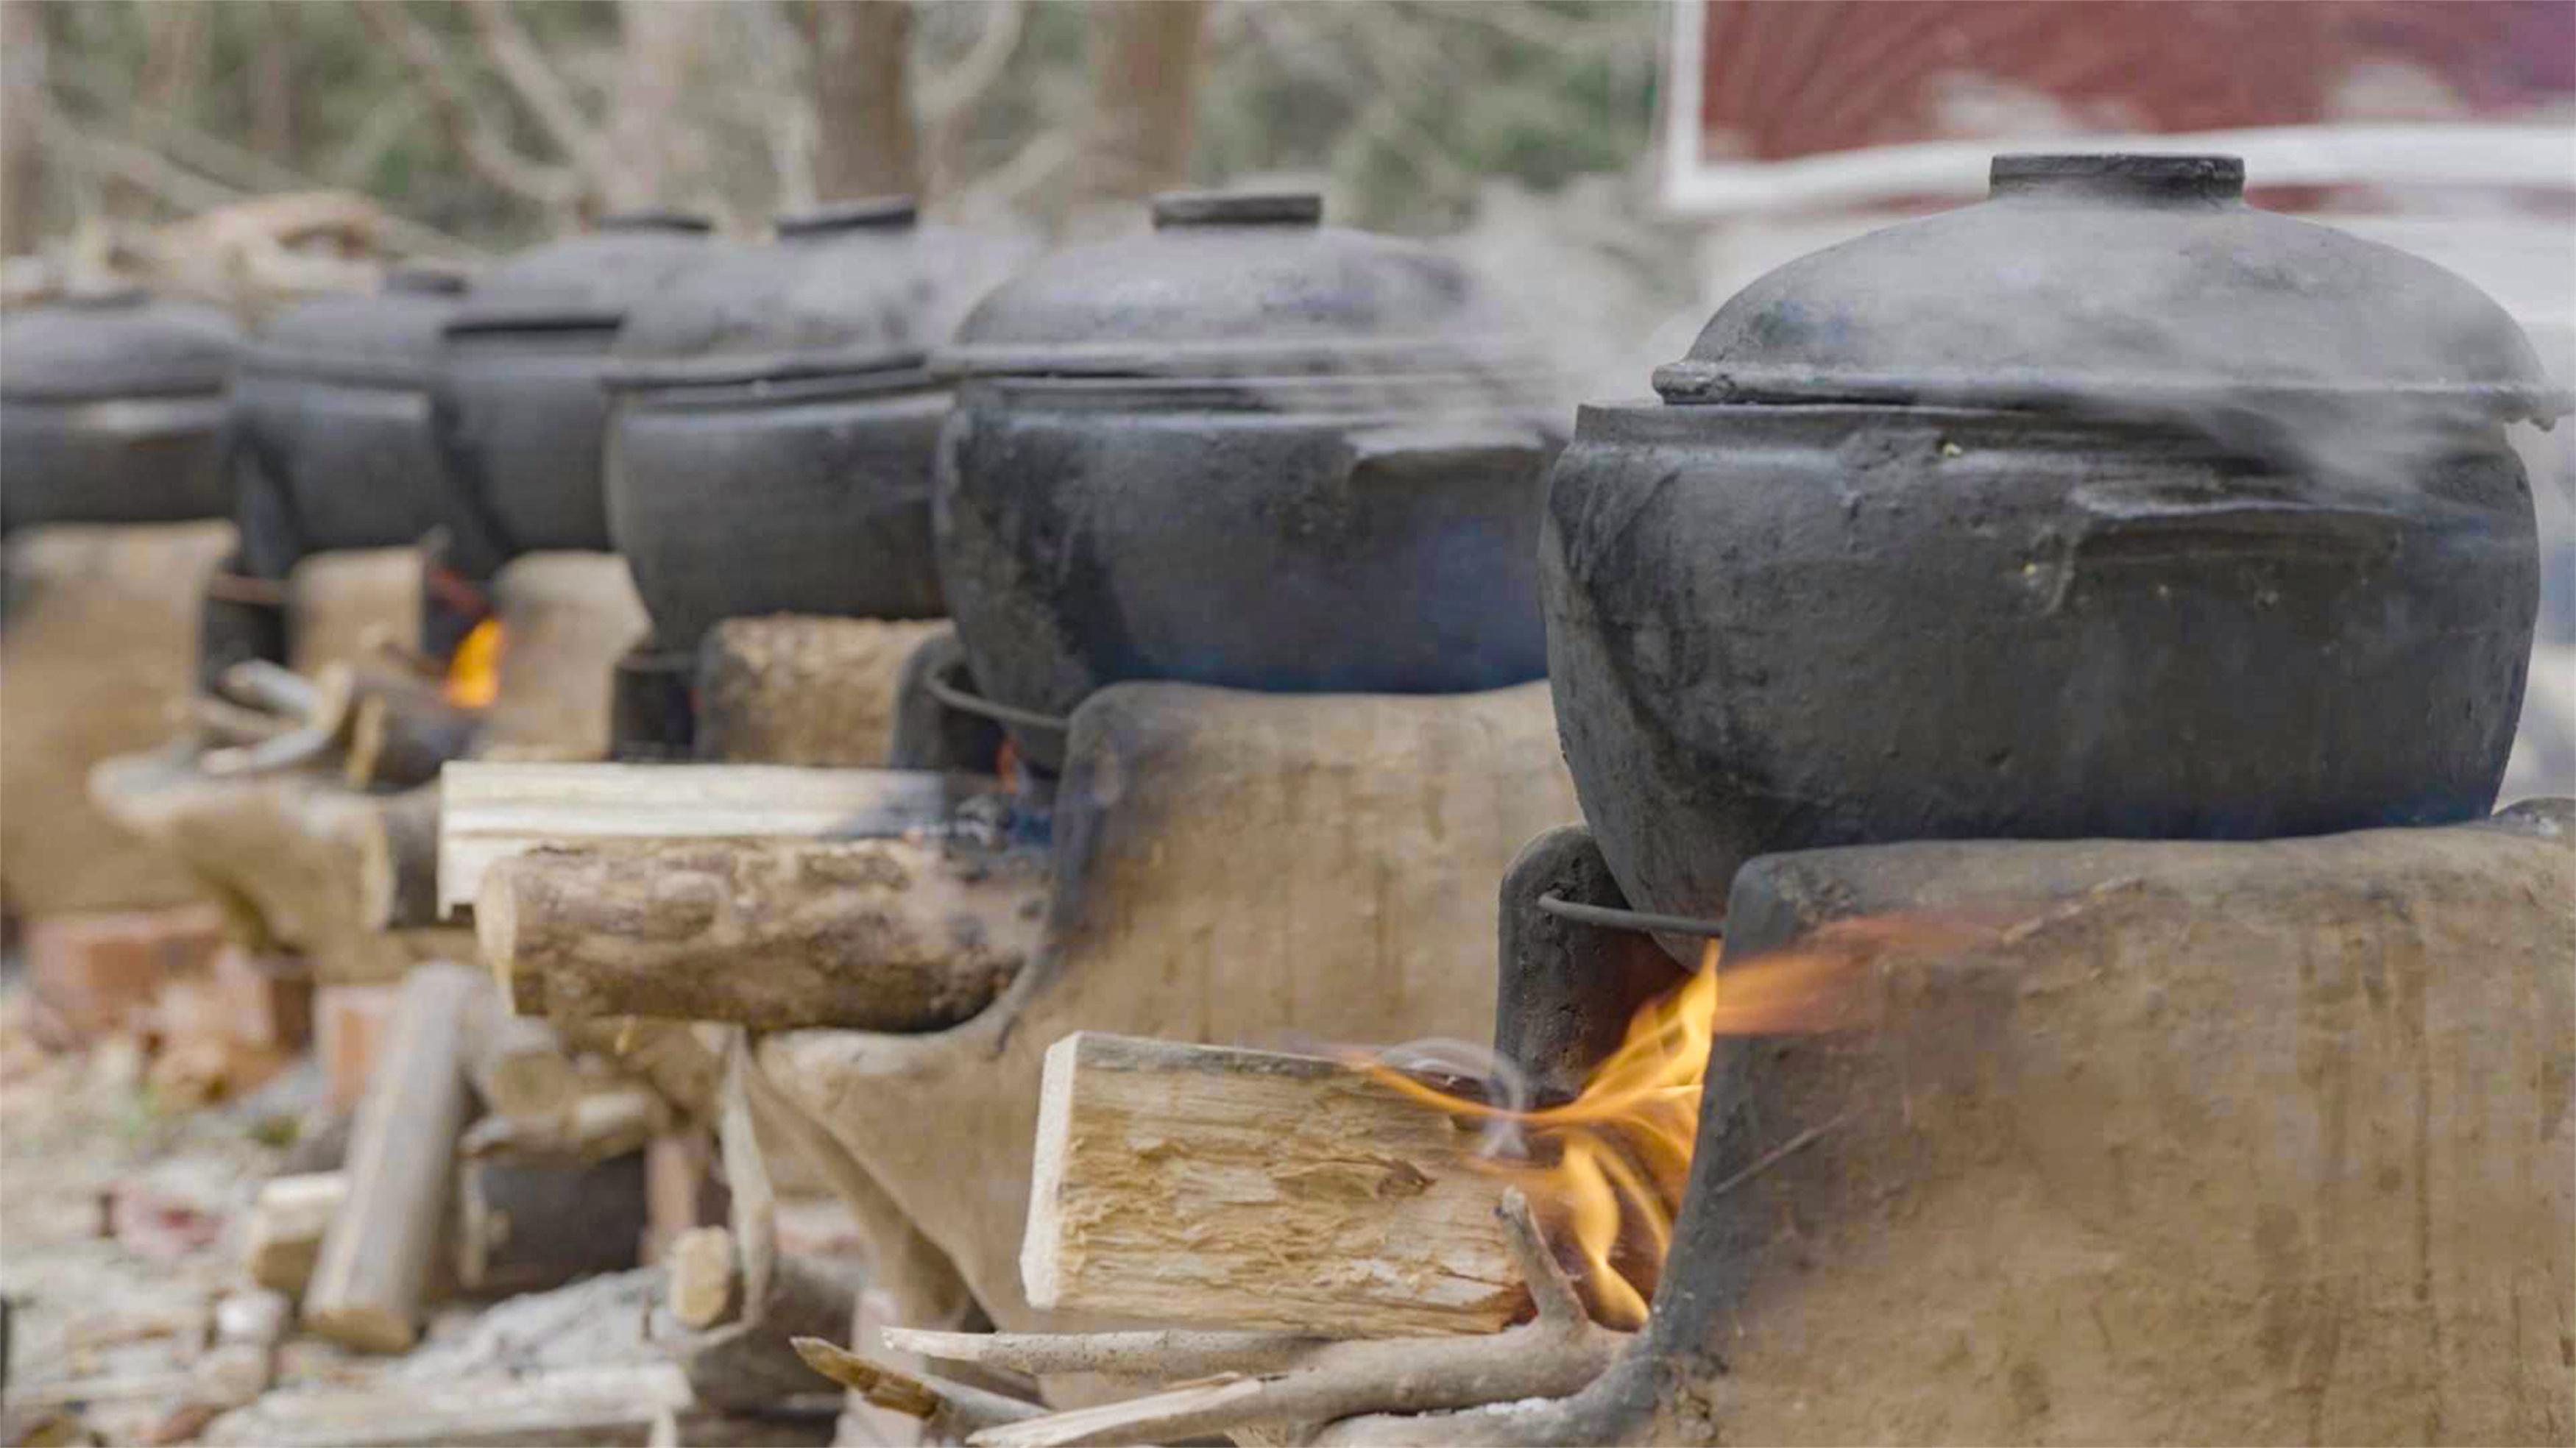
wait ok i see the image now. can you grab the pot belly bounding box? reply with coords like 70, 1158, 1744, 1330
436, 341, 616, 556
238, 377, 451, 562
0, 395, 230, 533
1544, 409, 2540, 933
606, 389, 948, 652
935, 400, 1553, 770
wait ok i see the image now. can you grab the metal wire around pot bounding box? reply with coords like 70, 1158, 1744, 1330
1534, 892, 1727, 939
922, 672, 1076, 735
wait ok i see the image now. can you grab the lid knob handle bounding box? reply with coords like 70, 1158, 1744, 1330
1989, 153, 2244, 202
776, 196, 919, 236
1150, 191, 1323, 228
595, 210, 715, 234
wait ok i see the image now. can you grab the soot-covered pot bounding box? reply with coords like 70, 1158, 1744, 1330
1545, 154, 2569, 939
432, 213, 725, 564
604, 198, 1026, 652
1, 288, 240, 533
231, 268, 479, 580
933, 190, 1560, 770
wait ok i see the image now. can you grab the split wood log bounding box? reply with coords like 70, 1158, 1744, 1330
203, 1363, 696, 1448
355, 784, 442, 931
241, 1171, 350, 1296
456, 1151, 648, 1296
693, 615, 951, 767
0, 519, 236, 915
478, 550, 651, 756
476, 837, 1047, 1028
302, 962, 479, 1352
892, 1191, 1628, 1448
1022, 1032, 1521, 1338
436, 760, 990, 921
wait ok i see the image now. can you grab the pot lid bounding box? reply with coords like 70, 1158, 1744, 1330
244, 266, 470, 383
608, 196, 1030, 387
449, 210, 724, 334
1, 287, 242, 402
935, 190, 1541, 381
1655, 154, 2571, 423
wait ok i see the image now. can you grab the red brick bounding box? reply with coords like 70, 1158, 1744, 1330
314, 983, 400, 1114
208, 948, 314, 1051
23, 904, 224, 1038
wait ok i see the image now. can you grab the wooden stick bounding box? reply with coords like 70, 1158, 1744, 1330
355, 784, 443, 931
301, 962, 479, 1352
966, 1193, 1632, 1448
436, 760, 992, 920
241, 1171, 349, 1297
474, 837, 1045, 1029
1019, 1032, 1522, 1338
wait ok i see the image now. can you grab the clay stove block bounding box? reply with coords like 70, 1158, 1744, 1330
1, 520, 238, 915
1602, 802, 2575, 1447
24, 903, 227, 1037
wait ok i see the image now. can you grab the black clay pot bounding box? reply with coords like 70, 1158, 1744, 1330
604, 198, 1029, 653
932, 191, 1561, 770
1, 288, 239, 533
230, 267, 483, 581
431, 213, 726, 564
1543, 154, 2569, 942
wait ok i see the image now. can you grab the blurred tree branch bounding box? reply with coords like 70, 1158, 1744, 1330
805, 0, 919, 202
1066, 0, 1209, 235
355, 1, 581, 212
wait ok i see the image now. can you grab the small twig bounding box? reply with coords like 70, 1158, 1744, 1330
199, 724, 334, 778
218, 658, 319, 719
1495, 1187, 1584, 1326
882, 1326, 1328, 1380
188, 695, 296, 748
793, 1337, 1047, 1434
960, 1192, 1632, 1448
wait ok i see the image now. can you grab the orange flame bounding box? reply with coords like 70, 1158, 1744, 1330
443, 617, 503, 709
1354, 913, 1992, 1327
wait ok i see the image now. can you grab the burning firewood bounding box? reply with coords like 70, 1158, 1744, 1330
1019, 1032, 1526, 1337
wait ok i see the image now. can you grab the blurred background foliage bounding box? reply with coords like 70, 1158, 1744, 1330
11, 0, 1666, 255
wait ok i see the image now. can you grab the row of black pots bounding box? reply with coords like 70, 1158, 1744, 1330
4, 156, 2559, 956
